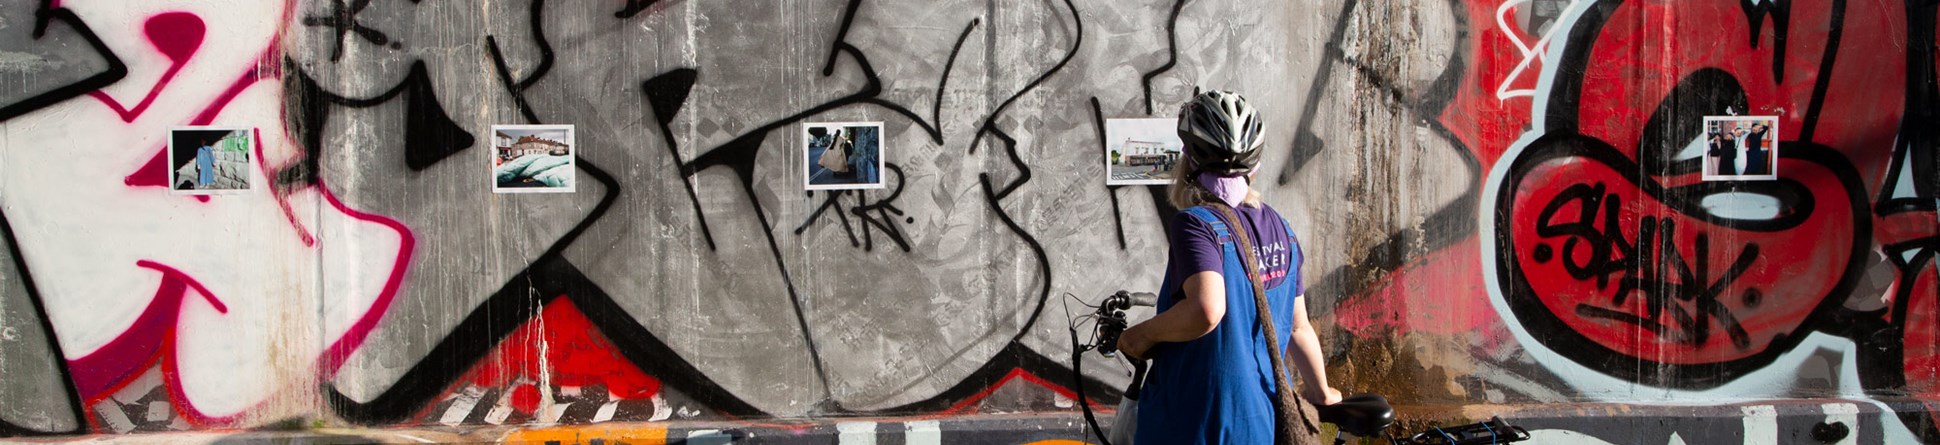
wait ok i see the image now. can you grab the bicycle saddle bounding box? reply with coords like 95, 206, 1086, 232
1318, 393, 1395, 437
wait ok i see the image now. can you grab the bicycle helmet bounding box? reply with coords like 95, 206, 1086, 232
1177, 90, 1266, 175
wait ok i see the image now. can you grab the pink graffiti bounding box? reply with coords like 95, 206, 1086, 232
68, 260, 227, 402
87, 12, 204, 123
64, 3, 412, 425
316, 177, 417, 374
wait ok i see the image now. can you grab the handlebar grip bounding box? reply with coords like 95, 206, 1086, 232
1126, 292, 1158, 307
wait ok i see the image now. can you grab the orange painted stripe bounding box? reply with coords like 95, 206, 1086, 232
501, 424, 668, 444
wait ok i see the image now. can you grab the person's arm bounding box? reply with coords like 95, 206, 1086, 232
1286, 296, 1342, 406
1118, 271, 1225, 360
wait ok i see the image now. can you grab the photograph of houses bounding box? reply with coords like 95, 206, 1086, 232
492, 125, 576, 193
1105, 118, 1184, 185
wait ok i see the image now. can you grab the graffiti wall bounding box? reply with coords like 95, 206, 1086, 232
0, 0, 1933, 443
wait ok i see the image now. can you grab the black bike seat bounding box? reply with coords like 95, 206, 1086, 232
1317, 393, 1395, 437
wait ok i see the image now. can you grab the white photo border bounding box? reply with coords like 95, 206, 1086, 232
1103, 118, 1181, 186
167, 126, 256, 196
1699, 115, 1780, 182
802, 121, 887, 191
491, 124, 578, 194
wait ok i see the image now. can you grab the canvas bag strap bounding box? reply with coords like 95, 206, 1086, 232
1207, 203, 1317, 444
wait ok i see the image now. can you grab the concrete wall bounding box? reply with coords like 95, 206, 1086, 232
0, 0, 1935, 443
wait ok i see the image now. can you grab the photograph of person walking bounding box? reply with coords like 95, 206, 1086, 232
802, 122, 885, 190
1116, 91, 1341, 445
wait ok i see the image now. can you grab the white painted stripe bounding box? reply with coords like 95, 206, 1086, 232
1741, 405, 1778, 445
1821, 403, 1860, 445
438, 386, 487, 426
593, 400, 622, 423
92, 401, 135, 433
649, 394, 672, 422
838, 421, 877, 445
687, 429, 733, 445
392, 433, 437, 443
905, 420, 942, 445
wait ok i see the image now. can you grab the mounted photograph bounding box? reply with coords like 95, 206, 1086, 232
1104, 118, 1183, 186
1701, 116, 1779, 181
169, 127, 254, 195
492, 125, 577, 193
803, 122, 885, 190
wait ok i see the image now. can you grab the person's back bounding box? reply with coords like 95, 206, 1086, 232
1137, 202, 1303, 444
1118, 90, 1340, 445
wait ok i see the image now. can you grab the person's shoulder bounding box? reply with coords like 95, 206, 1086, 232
1170, 206, 1216, 227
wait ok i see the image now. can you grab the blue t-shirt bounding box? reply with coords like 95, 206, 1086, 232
1138, 203, 1306, 444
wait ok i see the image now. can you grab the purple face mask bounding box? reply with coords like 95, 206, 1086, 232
1196, 172, 1249, 207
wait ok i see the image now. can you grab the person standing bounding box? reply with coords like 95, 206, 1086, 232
1710, 126, 1739, 176
1119, 90, 1342, 445
1745, 122, 1772, 175
195, 138, 216, 187
1746, 125, 1761, 175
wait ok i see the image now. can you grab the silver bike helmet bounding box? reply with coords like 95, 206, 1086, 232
1177, 90, 1265, 175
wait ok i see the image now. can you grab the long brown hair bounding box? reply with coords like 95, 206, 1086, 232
1167, 152, 1261, 209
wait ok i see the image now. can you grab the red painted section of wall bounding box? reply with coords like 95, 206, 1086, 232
460, 298, 662, 413
1333, 238, 1492, 337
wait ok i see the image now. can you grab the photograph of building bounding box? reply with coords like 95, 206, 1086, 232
492, 125, 576, 193
1105, 118, 1184, 185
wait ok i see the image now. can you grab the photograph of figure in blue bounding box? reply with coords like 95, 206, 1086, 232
169, 127, 253, 194
803, 122, 885, 190
492, 125, 576, 193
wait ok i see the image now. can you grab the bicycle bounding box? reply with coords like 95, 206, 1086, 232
1067, 290, 1531, 445
1318, 395, 1531, 445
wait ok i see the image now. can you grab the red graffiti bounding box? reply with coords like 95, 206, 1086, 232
459, 298, 663, 414
1334, 238, 1492, 337
1484, 0, 1922, 387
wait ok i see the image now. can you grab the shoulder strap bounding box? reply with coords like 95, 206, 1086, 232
1207, 203, 1316, 444
1181, 207, 1231, 242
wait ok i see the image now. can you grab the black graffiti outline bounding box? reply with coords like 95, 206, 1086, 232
297, 0, 1116, 422
615, 0, 661, 19
282, 59, 474, 185
1874, 1, 1938, 215
1738, 0, 1793, 83
1267, 0, 1482, 323
0, 202, 86, 437
1091, 97, 1183, 250
1497, 134, 1871, 388
0, 2, 128, 123
1274, 0, 1360, 186
294, 0, 760, 423
795, 164, 914, 253
0, 0, 121, 436
302, 0, 398, 62
1852, 4, 1940, 438
1534, 183, 1758, 350
1139, 0, 1189, 116
644, 0, 1004, 411
484, 0, 555, 126
825, 0, 1093, 414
